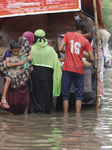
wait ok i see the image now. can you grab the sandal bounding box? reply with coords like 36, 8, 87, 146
1, 102, 10, 109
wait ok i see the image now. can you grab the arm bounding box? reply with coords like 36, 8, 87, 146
84, 51, 94, 62
6, 57, 25, 68
59, 58, 65, 62
83, 17, 93, 40
58, 40, 66, 53
25, 53, 31, 62
83, 32, 93, 40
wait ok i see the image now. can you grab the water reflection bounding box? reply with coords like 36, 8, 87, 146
0, 69, 112, 149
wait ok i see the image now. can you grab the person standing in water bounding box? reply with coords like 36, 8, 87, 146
59, 19, 94, 113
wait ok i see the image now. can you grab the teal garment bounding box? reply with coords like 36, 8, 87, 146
31, 38, 62, 97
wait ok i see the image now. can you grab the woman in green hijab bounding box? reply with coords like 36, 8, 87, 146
30, 29, 62, 113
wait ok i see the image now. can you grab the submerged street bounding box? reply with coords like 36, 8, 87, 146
0, 69, 112, 150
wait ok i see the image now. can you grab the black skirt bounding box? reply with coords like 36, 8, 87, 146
30, 65, 53, 114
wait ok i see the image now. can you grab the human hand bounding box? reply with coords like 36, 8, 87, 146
23, 60, 26, 64
59, 58, 64, 62
18, 60, 26, 65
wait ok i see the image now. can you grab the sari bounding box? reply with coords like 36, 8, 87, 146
0, 37, 33, 114
0, 37, 33, 89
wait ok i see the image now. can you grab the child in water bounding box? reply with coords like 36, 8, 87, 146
0, 41, 25, 109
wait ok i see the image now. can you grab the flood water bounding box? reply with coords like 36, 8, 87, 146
0, 69, 112, 150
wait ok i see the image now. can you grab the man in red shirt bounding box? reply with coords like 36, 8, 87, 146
59, 19, 94, 113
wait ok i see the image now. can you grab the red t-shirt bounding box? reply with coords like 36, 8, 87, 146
63, 32, 92, 74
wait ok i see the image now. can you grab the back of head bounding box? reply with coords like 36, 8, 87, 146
73, 10, 81, 15
10, 40, 20, 50
22, 31, 34, 46
74, 19, 86, 31
34, 29, 45, 37
33, 29, 47, 45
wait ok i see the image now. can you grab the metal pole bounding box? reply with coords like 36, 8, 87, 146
93, 0, 100, 110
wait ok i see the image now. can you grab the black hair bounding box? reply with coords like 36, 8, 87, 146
10, 40, 20, 50
74, 10, 81, 14
33, 35, 46, 44
74, 19, 86, 31
72, 10, 81, 15
33, 35, 38, 44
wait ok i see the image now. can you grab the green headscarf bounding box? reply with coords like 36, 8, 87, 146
33, 29, 48, 47
31, 29, 62, 97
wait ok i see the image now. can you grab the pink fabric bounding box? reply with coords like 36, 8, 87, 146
47, 39, 52, 46
2, 80, 32, 114
22, 31, 34, 46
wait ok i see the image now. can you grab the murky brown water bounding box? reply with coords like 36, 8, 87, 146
0, 69, 112, 150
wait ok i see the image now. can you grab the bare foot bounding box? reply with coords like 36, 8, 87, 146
8, 112, 14, 116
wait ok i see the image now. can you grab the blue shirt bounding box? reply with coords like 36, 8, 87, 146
1, 49, 11, 62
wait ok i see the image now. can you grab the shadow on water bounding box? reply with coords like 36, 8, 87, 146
0, 69, 112, 149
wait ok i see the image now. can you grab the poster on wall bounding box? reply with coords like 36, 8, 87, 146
0, 0, 81, 18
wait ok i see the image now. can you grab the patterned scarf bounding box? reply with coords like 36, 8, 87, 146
0, 37, 33, 89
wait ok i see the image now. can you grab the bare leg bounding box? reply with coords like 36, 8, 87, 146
76, 100, 82, 113
1, 77, 11, 108
63, 100, 69, 113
